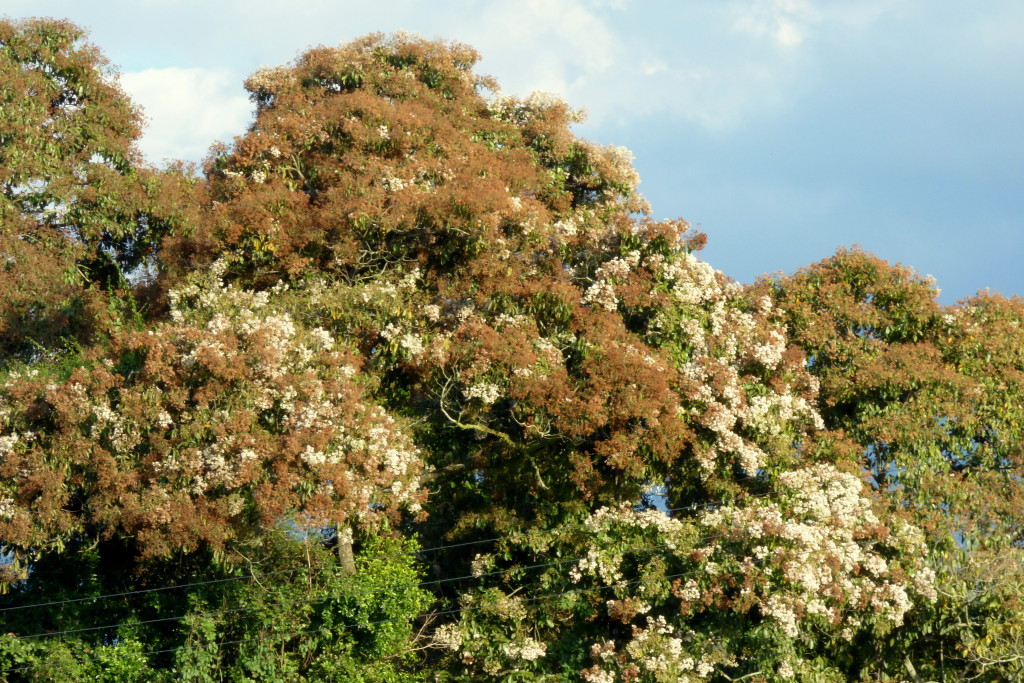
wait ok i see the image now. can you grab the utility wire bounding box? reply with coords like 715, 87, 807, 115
7, 500, 914, 644
0, 568, 708, 676
0, 456, 955, 676
0, 460, 933, 616
10, 540, 676, 641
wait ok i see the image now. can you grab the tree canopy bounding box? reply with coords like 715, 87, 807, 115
0, 18, 1022, 682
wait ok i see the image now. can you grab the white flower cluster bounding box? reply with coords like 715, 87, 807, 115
464, 382, 502, 405
582, 281, 619, 312
596, 252, 641, 281
630, 248, 825, 476
749, 329, 786, 367
595, 144, 642, 197
89, 400, 142, 453
308, 327, 335, 350
564, 463, 934, 677
470, 553, 492, 578
0, 496, 16, 521
581, 251, 641, 312
532, 337, 563, 366
581, 240, 819, 485
584, 505, 687, 544
487, 91, 586, 125
777, 659, 795, 679
0, 432, 21, 457
431, 620, 546, 675
583, 615, 722, 683
330, 404, 424, 515
553, 215, 579, 238
570, 506, 689, 584
379, 164, 441, 194
381, 323, 426, 358
698, 463, 936, 633
380, 173, 411, 193
493, 313, 530, 330
570, 547, 624, 585
502, 637, 547, 662
423, 304, 442, 322
659, 252, 717, 306
156, 271, 425, 517
743, 393, 824, 437
432, 623, 464, 651
244, 64, 294, 94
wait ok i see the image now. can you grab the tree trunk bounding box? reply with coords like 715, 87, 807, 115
336, 524, 356, 574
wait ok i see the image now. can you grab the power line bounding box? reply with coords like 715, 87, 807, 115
0, 566, 309, 615
0, 460, 933, 617
7, 488, 919, 644
0, 567, 709, 676
0, 456, 955, 675
10, 540, 676, 641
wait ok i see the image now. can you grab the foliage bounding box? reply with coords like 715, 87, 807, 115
0, 531, 429, 681
169, 532, 432, 682
755, 248, 1024, 679
0, 261, 423, 575
0, 19, 1021, 682
0, 18, 197, 363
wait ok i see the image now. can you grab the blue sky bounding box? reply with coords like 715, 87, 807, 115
3, 0, 1021, 303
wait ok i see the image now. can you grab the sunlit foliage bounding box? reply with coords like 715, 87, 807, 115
0, 18, 196, 362
757, 247, 1024, 678
0, 19, 1020, 682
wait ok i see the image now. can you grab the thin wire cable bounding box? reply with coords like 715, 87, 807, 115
0, 567, 310, 614
8, 492, 914, 644
0, 567, 708, 675
143, 569, 705, 659
16, 511, 792, 641
0, 460, 933, 616
11, 540, 675, 641
0, 529, 996, 677
5, 518, 980, 677
0, 465, 961, 674
165, 565, 720, 654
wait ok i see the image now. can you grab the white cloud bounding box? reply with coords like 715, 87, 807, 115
12, 0, 1023, 302
826, 0, 908, 31
731, 0, 905, 47
15, 0, 824, 151
732, 0, 821, 47
118, 67, 252, 165
641, 59, 668, 76
446, 1, 793, 132
84, 0, 904, 160
460, 0, 623, 97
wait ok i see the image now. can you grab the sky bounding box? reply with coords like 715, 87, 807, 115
3, 0, 1021, 303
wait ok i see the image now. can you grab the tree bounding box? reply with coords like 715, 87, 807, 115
0, 263, 432, 681
754, 247, 1024, 679
0, 21, 1011, 681
0, 17, 195, 362
0, 25, 433, 681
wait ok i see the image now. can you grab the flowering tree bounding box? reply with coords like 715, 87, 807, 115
423, 247, 935, 681
0, 259, 429, 679
0, 262, 424, 581
754, 247, 1024, 679
0, 21, 1017, 682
